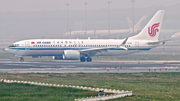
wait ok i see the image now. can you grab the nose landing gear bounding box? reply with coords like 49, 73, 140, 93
20, 57, 24, 62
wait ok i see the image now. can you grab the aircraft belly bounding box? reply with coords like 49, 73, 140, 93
16, 49, 143, 57
17, 50, 63, 56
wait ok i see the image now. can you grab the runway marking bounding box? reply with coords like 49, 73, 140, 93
4, 64, 37, 67
0, 66, 180, 73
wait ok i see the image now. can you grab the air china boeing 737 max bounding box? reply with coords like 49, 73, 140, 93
5, 10, 166, 62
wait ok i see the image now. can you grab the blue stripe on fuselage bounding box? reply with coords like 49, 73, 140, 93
8, 47, 151, 51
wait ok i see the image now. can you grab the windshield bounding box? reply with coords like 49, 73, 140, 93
8, 44, 19, 47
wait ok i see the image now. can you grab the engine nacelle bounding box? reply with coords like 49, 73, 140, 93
53, 55, 63, 60
63, 50, 80, 60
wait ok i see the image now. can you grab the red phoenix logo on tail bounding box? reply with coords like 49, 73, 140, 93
148, 23, 160, 37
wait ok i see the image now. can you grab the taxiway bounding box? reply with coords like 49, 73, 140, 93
0, 60, 180, 73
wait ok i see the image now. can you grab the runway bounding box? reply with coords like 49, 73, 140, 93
0, 60, 180, 73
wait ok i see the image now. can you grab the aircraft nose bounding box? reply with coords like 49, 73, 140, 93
5, 47, 17, 55
5, 48, 8, 51
5, 48, 11, 53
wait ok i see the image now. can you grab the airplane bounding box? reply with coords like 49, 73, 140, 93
64, 16, 147, 37
126, 16, 147, 34
171, 32, 180, 39
5, 10, 166, 62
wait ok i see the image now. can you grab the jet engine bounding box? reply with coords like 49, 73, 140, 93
63, 50, 80, 60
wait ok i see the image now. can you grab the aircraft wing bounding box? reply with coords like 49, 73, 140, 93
79, 37, 128, 56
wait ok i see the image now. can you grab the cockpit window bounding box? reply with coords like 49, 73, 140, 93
8, 44, 19, 47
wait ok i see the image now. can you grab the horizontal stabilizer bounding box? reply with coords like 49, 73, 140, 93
147, 39, 171, 45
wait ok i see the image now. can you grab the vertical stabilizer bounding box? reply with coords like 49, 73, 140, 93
130, 10, 165, 41
134, 16, 147, 30
127, 16, 147, 33
127, 17, 133, 29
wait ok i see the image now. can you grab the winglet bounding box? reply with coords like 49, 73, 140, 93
118, 37, 128, 50
120, 37, 128, 46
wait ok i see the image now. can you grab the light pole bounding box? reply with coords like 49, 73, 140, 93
131, 0, 135, 34
65, 3, 70, 36
107, 1, 111, 35
84, 2, 88, 36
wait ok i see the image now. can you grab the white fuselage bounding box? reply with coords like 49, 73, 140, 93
5, 38, 156, 57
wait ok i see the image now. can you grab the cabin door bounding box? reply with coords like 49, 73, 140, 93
135, 42, 139, 50
25, 41, 30, 50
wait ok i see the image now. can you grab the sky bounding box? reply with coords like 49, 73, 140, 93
0, 0, 180, 12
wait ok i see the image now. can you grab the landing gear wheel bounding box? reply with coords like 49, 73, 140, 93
80, 57, 86, 62
87, 57, 92, 62
20, 57, 24, 62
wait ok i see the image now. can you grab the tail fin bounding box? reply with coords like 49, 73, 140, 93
134, 16, 147, 30
127, 16, 147, 33
131, 10, 165, 41
127, 17, 133, 29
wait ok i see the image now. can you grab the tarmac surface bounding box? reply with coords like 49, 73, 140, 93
0, 60, 180, 73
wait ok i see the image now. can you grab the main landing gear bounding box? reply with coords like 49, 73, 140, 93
20, 57, 24, 62
80, 57, 92, 62
80, 57, 86, 62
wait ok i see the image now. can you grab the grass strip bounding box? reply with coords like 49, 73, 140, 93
0, 72, 180, 101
